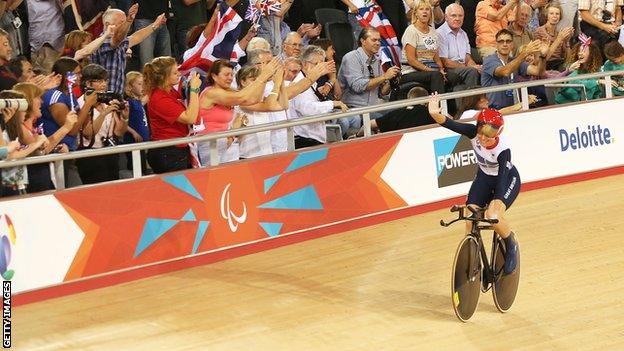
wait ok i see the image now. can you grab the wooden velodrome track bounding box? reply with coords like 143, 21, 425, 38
13, 173, 624, 350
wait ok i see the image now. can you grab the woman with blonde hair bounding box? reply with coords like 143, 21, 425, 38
13, 82, 77, 192
143, 56, 201, 174
400, 0, 446, 94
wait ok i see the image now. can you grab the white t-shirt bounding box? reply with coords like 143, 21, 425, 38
237, 107, 273, 159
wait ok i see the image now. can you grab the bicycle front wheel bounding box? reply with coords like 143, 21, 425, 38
492, 234, 520, 312
451, 235, 482, 322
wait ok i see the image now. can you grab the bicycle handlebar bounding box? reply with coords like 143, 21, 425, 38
440, 205, 499, 227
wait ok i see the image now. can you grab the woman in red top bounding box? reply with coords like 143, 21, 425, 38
144, 56, 201, 174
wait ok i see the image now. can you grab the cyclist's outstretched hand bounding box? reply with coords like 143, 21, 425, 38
428, 92, 447, 124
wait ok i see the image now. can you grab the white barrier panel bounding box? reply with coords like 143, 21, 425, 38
383, 99, 624, 205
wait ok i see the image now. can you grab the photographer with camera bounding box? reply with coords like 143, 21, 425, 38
579, 0, 623, 50
75, 64, 129, 184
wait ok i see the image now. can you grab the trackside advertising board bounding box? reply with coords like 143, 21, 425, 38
1, 99, 622, 295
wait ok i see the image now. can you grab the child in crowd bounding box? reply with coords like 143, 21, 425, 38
123, 71, 151, 173
600, 41, 624, 96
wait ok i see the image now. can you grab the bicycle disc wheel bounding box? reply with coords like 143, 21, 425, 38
492, 235, 520, 312
451, 235, 482, 322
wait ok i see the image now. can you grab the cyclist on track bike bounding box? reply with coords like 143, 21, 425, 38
428, 92, 520, 274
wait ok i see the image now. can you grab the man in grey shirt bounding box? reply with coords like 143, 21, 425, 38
26, 0, 65, 73
338, 27, 400, 135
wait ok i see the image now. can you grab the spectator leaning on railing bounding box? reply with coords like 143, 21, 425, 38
143, 56, 201, 174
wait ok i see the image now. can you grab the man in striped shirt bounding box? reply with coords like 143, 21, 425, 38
91, 5, 167, 93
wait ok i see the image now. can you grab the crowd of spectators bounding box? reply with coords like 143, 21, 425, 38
1, 0, 624, 197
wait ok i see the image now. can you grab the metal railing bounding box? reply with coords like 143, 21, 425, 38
1, 69, 623, 188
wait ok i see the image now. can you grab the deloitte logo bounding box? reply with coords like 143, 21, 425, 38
559, 124, 613, 152
433, 135, 477, 187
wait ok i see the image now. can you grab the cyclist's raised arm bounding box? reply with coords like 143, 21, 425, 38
428, 93, 478, 138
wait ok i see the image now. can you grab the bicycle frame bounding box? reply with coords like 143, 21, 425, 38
442, 205, 502, 292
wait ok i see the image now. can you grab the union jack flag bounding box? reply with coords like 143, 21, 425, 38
66, 72, 77, 88
35, 123, 44, 136
245, 0, 281, 26
245, 0, 261, 24
179, 1, 245, 74
352, 0, 402, 70
66, 71, 78, 111
258, 0, 281, 17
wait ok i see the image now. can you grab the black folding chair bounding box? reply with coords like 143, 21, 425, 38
326, 22, 356, 65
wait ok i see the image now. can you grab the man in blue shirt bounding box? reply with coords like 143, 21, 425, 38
481, 29, 546, 109
338, 27, 400, 134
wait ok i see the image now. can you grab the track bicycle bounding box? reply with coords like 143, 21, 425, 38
440, 205, 520, 322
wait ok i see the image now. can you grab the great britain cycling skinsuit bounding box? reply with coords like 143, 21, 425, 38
441, 117, 521, 209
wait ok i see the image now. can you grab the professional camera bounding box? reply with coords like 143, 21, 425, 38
0, 99, 28, 111
389, 72, 402, 94
101, 136, 119, 147
96, 91, 124, 104
84, 89, 124, 104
